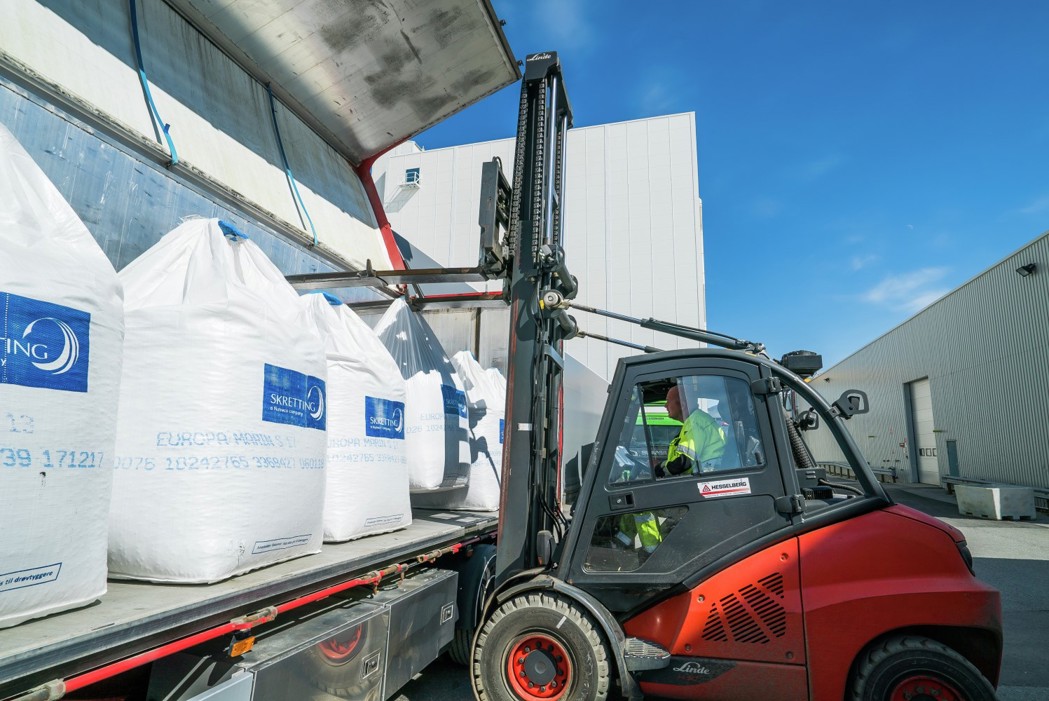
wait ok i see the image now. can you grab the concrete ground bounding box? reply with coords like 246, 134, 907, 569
394, 483, 1049, 700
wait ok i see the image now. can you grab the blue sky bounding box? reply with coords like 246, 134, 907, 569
417, 0, 1049, 367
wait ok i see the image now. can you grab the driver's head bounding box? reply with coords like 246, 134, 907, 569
665, 385, 685, 423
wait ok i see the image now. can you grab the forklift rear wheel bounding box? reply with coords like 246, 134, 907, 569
473, 592, 611, 701
849, 635, 996, 701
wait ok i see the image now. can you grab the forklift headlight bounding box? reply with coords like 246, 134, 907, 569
957, 540, 975, 576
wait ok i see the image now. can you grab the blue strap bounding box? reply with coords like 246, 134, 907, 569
218, 220, 249, 240
129, 0, 178, 167
308, 292, 345, 306
266, 84, 318, 247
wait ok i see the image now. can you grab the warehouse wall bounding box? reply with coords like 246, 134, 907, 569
805, 230, 1049, 490
0, 0, 386, 271
373, 113, 706, 382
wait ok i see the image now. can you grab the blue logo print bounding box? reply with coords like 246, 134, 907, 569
1, 292, 90, 393
499, 418, 505, 445
262, 364, 326, 430
441, 384, 468, 418
365, 396, 406, 440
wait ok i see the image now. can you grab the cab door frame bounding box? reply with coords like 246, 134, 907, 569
557, 350, 800, 616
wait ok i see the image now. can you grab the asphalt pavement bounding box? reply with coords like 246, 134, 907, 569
395, 483, 1049, 701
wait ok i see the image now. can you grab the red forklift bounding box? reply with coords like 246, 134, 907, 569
464, 52, 1003, 701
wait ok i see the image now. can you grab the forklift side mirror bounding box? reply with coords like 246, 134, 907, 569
832, 389, 869, 418
797, 409, 820, 431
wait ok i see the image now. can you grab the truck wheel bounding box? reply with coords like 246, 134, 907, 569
472, 592, 610, 701
449, 544, 498, 666
849, 635, 996, 701
299, 624, 373, 698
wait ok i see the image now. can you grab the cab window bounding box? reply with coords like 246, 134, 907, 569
607, 374, 765, 486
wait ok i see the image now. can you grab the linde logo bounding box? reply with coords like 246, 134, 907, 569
262, 364, 326, 430
527, 53, 553, 61
672, 662, 712, 676
0, 292, 90, 393
365, 396, 405, 440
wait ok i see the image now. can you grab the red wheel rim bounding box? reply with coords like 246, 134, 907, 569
317, 625, 363, 664
505, 634, 571, 700
889, 674, 964, 701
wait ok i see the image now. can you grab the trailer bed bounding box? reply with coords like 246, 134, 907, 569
0, 510, 496, 699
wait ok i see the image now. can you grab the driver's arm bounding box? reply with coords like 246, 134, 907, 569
659, 453, 694, 477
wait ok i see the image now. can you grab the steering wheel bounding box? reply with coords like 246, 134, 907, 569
613, 446, 652, 482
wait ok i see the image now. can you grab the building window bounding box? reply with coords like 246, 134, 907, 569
404, 167, 421, 186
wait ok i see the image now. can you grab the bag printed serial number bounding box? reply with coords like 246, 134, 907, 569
0, 447, 103, 469
114, 455, 322, 471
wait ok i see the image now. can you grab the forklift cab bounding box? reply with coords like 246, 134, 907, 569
557, 348, 881, 616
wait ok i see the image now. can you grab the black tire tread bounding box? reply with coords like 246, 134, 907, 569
473, 592, 611, 701
849, 634, 996, 701
448, 626, 473, 666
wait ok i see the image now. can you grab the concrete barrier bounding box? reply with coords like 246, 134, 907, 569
955, 484, 1036, 521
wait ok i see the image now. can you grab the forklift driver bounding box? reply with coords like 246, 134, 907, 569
613, 381, 728, 556
656, 383, 726, 478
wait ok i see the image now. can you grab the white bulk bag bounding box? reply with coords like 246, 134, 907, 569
373, 299, 469, 492
110, 218, 327, 583
0, 124, 123, 628
301, 293, 411, 541
414, 352, 506, 511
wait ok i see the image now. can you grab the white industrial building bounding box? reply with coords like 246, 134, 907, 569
371, 112, 706, 382
806, 230, 1049, 502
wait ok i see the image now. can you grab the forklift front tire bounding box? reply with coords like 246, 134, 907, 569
849, 634, 997, 701
473, 592, 611, 701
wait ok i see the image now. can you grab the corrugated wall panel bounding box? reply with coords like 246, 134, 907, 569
808, 231, 1049, 489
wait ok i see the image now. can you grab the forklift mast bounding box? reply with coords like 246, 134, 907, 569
495, 52, 577, 585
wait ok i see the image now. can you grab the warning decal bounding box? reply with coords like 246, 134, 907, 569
697, 477, 752, 498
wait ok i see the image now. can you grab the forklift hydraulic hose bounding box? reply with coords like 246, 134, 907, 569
785, 413, 817, 469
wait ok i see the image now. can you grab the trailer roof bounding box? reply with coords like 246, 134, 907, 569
167, 0, 520, 165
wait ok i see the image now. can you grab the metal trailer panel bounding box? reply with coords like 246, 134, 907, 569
0, 511, 496, 699
246, 602, 389, 701
166, 0, 519, 164
147, 601, 389, 701
373, 113, 707, 382
366, 568, 458, 697
807, 230, 1049, 490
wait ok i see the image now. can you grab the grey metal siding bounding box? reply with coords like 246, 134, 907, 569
807, 231, 1049, 490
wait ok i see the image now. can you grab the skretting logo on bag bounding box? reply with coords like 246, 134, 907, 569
365, 396, 405, 440
0, 292, 90, 393
441, 384, 468, 418
262, 364, 326, 430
